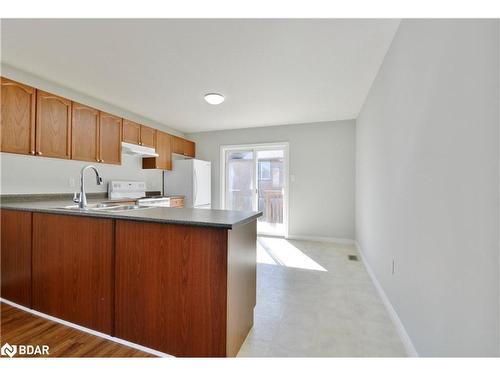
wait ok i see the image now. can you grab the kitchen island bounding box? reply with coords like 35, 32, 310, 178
0, 197, 261, 357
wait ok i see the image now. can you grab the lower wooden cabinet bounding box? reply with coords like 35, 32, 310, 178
32, 213, 114, 334
0, 211, 254, 357
114, 220, 228, 357
0, 209, 32, 308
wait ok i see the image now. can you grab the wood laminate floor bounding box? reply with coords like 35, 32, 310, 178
0, 303, 155, 357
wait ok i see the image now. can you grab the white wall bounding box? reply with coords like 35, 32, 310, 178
356, 19, 499, 356
0, 65, 184, 195
187, 120, 355, 240
0, 153, 163, 194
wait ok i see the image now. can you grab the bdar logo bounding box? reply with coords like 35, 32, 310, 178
1, 343, 17, 358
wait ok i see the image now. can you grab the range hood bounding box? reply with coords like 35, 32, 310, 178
121, 142, 159, 157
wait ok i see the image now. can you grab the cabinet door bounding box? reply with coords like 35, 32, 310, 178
142, 131, 172, 170
122, 119, 141, 145
71, 102, 99, 162
140, 125, 156, 148
32, 213, 113, 334
171, 135, 185, 155
184, 139, 196, 158
172, 136, 195, 158
99, 112, 122, 165
36, 90, 72, 159
115, 220, 228, 357
0, 77, 36, 155
0, 209, 32, 308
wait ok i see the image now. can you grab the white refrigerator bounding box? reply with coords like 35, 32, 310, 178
163, 159, 211, 209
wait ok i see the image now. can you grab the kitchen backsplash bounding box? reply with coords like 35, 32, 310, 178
0, 152, 163, 195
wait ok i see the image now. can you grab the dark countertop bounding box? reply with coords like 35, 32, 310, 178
0, 197, 262, 229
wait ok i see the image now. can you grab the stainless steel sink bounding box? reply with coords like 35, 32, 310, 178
101, 205, 149, 212
57, 203, 151, 212
58, 203, 119, 210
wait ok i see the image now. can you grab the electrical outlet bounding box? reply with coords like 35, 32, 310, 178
392, 259, 395, 275
68, 178, 76, 188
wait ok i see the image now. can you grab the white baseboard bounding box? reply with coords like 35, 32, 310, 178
286, 234, 355, 245
354, 241, 419, 357
0, 298, 173, 358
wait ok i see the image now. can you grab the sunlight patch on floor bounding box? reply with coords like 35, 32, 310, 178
257, 237, 327, 271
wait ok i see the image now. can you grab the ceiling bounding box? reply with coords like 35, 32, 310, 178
1, 19, 400, 133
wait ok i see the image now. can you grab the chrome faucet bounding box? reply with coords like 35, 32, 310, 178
73, 166, 103, 209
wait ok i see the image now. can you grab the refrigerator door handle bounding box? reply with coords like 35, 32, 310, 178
193, 168, 198, 206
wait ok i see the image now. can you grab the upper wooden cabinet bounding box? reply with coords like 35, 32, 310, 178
172, 135, 196, 158
36, 90, 72, 159
122, 120, 156, 148
0, 77, 36, 155
140, 126, 156, 148
143, 130, 172, 170
99, 112, 122, 165
1, 77, 196, 165
71, 103, 99, 162
185, 139, 195, 158
122, 119, 141, 144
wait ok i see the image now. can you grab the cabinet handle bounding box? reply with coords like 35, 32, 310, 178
37, 151, 43, 155
30, 150, 35, 155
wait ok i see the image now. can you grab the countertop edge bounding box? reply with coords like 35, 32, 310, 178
0, 205, 262, 230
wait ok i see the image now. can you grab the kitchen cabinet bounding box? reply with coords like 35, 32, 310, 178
184, 139, 196, 158
32, 213, 114, 334
0, 77, 36, 155
171, 135, 184, 155
0, 209, 32, 308
36, 90, 72, 159
0, 206, 257, 357
172, 135, 195, 158
140, 126, 156, 148
99, 112, 122, 165
184, 139, 195, 158
122, 119, 156, 148
71, 102, 99, 162
122, 119, 141, 144
142, 130, 172, 170
115, 220, 228, 357
1, 76, 197, 168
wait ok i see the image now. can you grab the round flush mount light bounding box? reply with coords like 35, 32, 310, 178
204, 93, 225, 105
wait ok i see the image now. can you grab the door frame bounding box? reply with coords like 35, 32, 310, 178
220, 142, 290, 238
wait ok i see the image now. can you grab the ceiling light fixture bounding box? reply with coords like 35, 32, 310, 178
204, 93, 225, 105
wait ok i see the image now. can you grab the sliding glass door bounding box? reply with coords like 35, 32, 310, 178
225, 149, 256, 212
222, 143, 288, 237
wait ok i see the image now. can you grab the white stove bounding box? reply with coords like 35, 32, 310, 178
108, 180, 171, 207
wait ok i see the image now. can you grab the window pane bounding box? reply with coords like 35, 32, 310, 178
226, 150, 254, 211
257, 148, 284, 235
